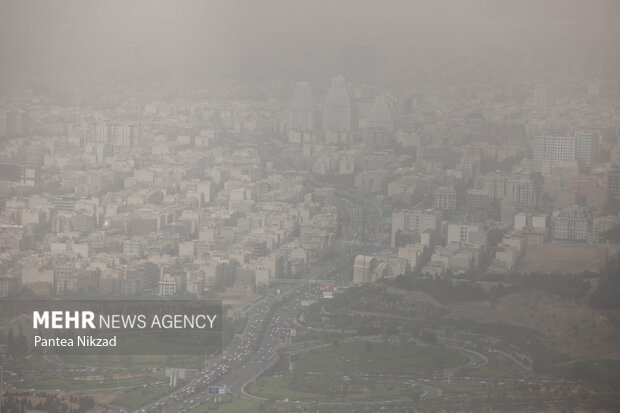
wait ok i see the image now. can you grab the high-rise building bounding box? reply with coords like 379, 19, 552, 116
552, 205, 592, 241
608, 164, 620, 203
324, 75, 355, 132
96, 122, 110, 143
391, 209, 441, 247
368, 94, 397, 133
288, 81, 315, 132
467, 189, 489, 209
5, 111, 29, 137
54, 196, 76, 212
532, 135, 575, 171
532, 133, 598, 171
574, 132, 597, 169
479, 172, 534, 209
446, 224, 482, 245
504, 176, 535, 209
500, 198, 516, 225
460, 152, 481, 179
434, 187, 456, 210
157, 280, 177, 297
110, 124, 136, 148
0, 160, 41, 189
481, 172, 507, 200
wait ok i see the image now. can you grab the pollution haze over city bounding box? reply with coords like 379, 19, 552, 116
1, 1, 620, 412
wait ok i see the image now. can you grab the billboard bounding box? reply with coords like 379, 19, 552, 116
208, 386, 226, 395
279, 328, 297, 337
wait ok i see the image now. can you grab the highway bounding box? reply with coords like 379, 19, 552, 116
126, 190, 549, 412
135, 260, 357, 412
133, 193, 375, 412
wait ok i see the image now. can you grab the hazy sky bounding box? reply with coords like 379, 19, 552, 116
0, 0, 618, 88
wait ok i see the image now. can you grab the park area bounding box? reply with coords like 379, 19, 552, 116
112, 385, 174, 410
14, 371, 165, 391
246, 375, 420, 403
245, 341, 466, 402
295, 341, 469, 376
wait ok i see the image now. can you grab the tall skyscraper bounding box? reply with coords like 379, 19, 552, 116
368, 94, 397, 133
324, 75, 355, 132
288, 81, 314, 132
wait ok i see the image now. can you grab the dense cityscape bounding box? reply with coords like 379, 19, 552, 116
1, 1, 620, 412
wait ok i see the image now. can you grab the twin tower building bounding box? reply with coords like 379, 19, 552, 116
288, 76, 397, 135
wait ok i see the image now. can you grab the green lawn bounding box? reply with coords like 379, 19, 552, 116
185, 396, 261, 413
15, 371, 164, 390
60, 354, 204, 369
246, 376, 420, 402
247, 376, 318, 401
113, 385, 173, 410
5, 355, 54, 371
295, 341, 469, 376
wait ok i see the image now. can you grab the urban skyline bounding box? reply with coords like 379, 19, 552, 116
1, 1, 619, 412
